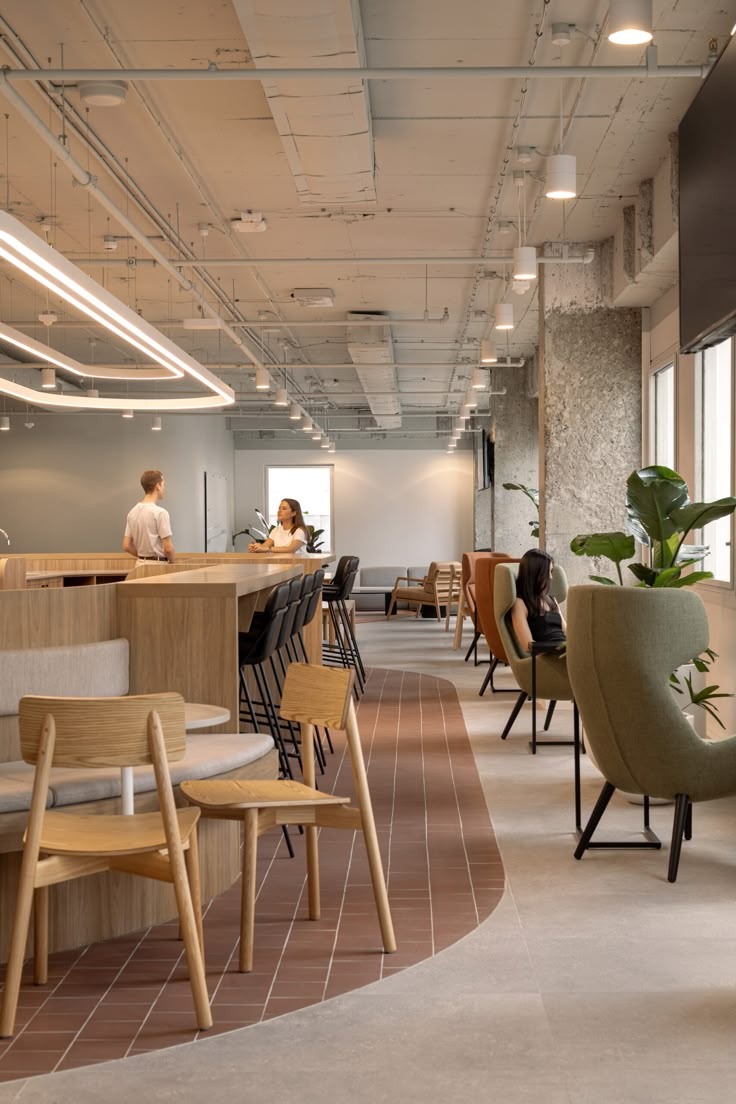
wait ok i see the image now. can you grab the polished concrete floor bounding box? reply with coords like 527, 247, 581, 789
2, 615, 736, 1103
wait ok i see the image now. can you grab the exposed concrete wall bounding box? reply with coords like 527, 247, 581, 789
539, 245, 642, 585
491, 362, 539, 556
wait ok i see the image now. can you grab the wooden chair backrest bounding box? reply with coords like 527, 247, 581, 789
430, 562, 458, 601
19, 693, 186, 767
279, 663, 354, 730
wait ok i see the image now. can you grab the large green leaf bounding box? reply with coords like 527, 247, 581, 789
670, 498, 736, 537
569, 532, 635, 563
628, 562, 659, 586
625, 467, 690, 559
668, 570, 713, 588
588, 575, 618, 585
502, 482, 539, 510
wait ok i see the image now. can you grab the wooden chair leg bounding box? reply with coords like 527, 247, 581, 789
184, 830, 205, 959
0, 860, 37, 1037
33, 886, 49, 986
345, 701, 396, 954
167, 837, 212, 1029
300, 722, 321, 921
453, 593, 465, 649
385, 594, 396, 618
240, 807, 259, 972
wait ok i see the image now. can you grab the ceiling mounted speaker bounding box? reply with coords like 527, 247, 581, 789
608, 0, 653, 45
513, 246, 538, 280
494, 303, 514, 331
545, 154, 577, 199
480, 340, 497, 365
78, 80, 129, 107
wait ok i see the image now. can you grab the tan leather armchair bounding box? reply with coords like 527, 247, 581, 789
386, 561, 460, 621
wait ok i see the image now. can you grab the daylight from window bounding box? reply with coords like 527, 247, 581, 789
697, 338, 732, 583
266, 466, 333, 553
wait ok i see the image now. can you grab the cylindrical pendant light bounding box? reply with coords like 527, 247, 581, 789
495, 303, 514, 331
41, 367, 56, 389
545, 154, 577, 199
151, 416, 162, 431
311, 428, 322, 440
327, 442, 336, 453
464, 388, 478, 408
86, 388, 99, 399
273, 387, 288, 406
288, 403, 301, 421
302, 415, 313, 433
513, 245, 537, 280
255, 367, 270, 391
480, 339, 497, 365
471, 366, 486, 390
0, 416, 9, 431
451, 428, 461, 440
446, 441, 456, 452
122, 409, 134, 419
608, 0, 653, 45
320, 436, 330, 449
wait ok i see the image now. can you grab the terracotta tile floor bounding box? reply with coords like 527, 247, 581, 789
0, 666, 504, 1082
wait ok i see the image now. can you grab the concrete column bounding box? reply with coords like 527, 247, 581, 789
491, 361, 539, 555
539, 242, 642, 583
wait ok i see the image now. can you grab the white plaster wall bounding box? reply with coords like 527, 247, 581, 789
234, 448, 473, 569
0, 415, 234, 553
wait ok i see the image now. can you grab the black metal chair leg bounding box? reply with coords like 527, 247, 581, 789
340, 597, 365, 681
501, 691, 528, 740
281, 826, 294, 858
574, 781, 616, 859
668, 793, 691, 883
239, 668, 259, 732
464, 631, 481, 664
254, 662, 293, 779
543, 700, 556, 731
479, 664, 493, 697
685, 800, 693, 841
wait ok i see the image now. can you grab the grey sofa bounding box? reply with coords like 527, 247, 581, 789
353, 566, 428, 611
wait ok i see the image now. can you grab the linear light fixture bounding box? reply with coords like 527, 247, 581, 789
0, 321, 178, 381
0, 209, 234, 412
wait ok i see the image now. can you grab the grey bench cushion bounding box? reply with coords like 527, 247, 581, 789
0, 639, 130, 717
0, 732, 275, 812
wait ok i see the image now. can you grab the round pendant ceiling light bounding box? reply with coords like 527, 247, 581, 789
545, 154, 577, 199
480, 339, 497, 365
608, 0, 653, 45
78, 80, 129, 108
255, 367, 270, 391
513, 246, 537, 280
273, 387, 288, 407
494, 303, 514, 331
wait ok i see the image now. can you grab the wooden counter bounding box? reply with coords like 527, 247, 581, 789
117, 563, 303, 734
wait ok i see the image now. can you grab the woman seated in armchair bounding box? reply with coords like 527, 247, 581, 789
510, 549, 566, 654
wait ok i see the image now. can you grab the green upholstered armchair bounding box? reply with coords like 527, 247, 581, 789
567, 585, 736, 882
493, 562, 574, 747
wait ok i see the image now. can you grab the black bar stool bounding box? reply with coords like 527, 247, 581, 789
322, 555, 365, 692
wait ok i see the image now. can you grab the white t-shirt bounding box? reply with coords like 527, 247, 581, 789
124, 501, 172, 559
271, 524, 307, 555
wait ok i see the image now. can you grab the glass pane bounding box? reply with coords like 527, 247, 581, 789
266, 466, 333, 552
698, 339, 732, 582
653, 364, 675, 469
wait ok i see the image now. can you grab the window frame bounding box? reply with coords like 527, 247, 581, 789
264, 463, 335, 554
693, 338, 735, 592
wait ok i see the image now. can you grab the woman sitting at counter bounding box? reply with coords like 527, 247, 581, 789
248, 499, 308, 555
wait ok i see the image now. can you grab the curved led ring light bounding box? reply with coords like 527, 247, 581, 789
0, 209, 234, 410
0, 375, 228, 411
0, 322, 178, 381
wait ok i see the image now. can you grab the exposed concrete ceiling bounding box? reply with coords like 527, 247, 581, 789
0, 0, 732, 445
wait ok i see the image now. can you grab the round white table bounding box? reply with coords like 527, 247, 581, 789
120, 701, 231, 815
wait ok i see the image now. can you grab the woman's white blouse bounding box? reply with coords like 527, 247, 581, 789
271, 524, 307, 554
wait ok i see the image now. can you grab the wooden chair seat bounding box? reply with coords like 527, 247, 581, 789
181, 778, 349, 811
181, 663, 396, 974
34, 806, 200, 856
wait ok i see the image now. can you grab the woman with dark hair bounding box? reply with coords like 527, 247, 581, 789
248, 498, 308, 555
510, 548, 566, 653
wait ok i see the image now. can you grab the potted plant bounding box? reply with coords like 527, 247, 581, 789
502, 482, 539, 540
233, 508, 325, 553
570, 465, 736, 727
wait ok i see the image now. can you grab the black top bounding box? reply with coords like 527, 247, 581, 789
527, 609, 566, 646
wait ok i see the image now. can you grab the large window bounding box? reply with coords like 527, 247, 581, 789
695, 338, 733, 584
652, 363, 675, 468
266, 465, 333, 553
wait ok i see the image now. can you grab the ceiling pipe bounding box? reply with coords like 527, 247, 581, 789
0, 72, 260, 370
0, 61, 708, 80
10, 317, 452, 330
70, 252, 594, 268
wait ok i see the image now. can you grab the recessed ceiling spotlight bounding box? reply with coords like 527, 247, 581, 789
607, 0, 653, 45
78, 80, 128, 107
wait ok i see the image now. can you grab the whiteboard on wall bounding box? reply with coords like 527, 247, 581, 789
204, 471, 229, 552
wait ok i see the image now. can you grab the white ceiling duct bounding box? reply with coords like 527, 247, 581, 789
346, 312, 401, 429
232, 0, 376, 206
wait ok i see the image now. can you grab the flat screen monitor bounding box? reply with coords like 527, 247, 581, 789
679, 35, 736, 353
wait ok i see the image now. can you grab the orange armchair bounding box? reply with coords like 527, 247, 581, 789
474, 554, 520, 694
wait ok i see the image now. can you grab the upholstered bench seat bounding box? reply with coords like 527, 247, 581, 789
0, 732, 275, 813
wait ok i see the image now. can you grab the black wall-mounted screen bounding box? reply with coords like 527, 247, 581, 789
679, 35, 736, 353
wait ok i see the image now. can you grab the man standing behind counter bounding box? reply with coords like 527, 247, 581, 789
123, 469, 176, 563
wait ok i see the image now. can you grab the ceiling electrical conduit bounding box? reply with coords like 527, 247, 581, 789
0, 59, 709, 80
69, 252, 593, 268
0, 72, 261, 370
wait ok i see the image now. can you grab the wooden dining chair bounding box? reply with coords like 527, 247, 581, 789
181, 663, 396, 973
0, 693, 212, 1038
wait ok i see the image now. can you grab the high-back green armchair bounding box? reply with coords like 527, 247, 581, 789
567, 585, 736, 882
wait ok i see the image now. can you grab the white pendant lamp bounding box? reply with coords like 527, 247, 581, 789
495, 303, 514, 331
311, 428, 322, 440
480, 339, 497, 365
151, 416, 162, 431
320, 436, 330, 449
464, 388, 478, 408
273, 387, 288, 407
513, 246, 537, 280
545, 154, 577, 199
86, 388, 99, 399
327, 442, 336, 453
122, 409, 134, 419
0, 416, 9, 431
302, 415, 313, 433
255, 367, 270, 391
471, 366, 486, 390
41, 367, 56, 389
288, 403, 301, 421
608, 0, 653, 45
